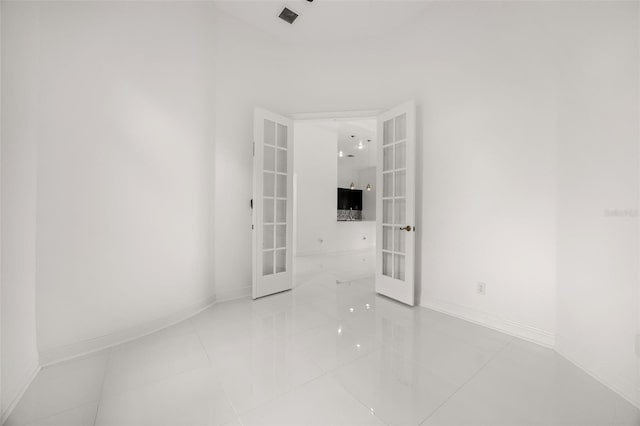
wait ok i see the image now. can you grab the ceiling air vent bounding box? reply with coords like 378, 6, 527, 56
278, 7, 299, 24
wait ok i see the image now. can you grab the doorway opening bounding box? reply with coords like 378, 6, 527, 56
252, 102, 416, 305
292, 117, 378, 287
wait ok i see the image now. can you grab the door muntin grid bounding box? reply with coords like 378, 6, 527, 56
381, 113, 407, 281
262, 118, 288, 276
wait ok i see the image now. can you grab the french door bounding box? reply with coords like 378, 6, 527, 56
252, 108, 294, 299
376, 101, 417, 306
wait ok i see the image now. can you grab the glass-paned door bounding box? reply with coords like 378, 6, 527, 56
376, 101, 416, 305
253, 108, 294, 299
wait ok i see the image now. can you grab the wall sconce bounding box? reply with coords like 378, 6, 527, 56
366, 184, 372, 191
350, 182, 355, 190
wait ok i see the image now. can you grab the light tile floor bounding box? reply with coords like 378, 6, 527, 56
6, 252, 639, 426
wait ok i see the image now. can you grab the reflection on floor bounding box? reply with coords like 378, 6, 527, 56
295, 249, 375, 284
6, 252, 639, 426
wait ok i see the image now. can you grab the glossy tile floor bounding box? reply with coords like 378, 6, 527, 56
6, 252, 640, 426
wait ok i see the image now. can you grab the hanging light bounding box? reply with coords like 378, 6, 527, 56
350, 182, 355, 190
366, 184, 372, 191
338, 150, 344, 158
357, 139, 364, 150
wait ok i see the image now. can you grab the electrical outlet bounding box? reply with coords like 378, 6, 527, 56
477, 282, 487, 295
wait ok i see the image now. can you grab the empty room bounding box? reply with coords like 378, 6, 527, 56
1, 1, 639, 425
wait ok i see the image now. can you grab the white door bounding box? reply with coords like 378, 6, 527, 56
376, 101, 416, 305
252, 108, 294, 299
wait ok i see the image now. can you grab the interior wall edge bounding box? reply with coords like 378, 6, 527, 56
421, 297, 555, 348
0, 359, 40, 425
38, 295, 216, 367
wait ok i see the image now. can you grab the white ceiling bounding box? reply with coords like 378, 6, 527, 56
213, 0, 431, 44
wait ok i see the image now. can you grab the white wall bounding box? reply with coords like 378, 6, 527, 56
214, 2, 559, 344
554, 2, 639, 406
1, 2, 40, 417
2, 1, 217, 362
415, 2, 558, 345
211, 11, 293, 301
294, 122, 375, 256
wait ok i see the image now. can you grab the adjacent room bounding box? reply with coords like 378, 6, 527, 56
294, 118, 377, 283
1, 1, 639, 425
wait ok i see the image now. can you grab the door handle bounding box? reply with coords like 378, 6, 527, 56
399, 225, 414, 232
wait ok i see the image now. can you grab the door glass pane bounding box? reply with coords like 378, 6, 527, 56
264, 120, 276, 146
263, 251, 274, 276
395, 142, 406, 169
275, 249, 286, 273
394, 228, 405, 254
383, 119, 394, 145
264, 146, 275, 171
382, 226, 393, 251
395, 170, 406, 197
276, 199, 287, 223
395, 114, 406, 141
394, 199, 405, 225
382, 199, 393, 224
263, 225, 274, 249
382, 252, 393, 277
276, 148, 287, 173
383, 146, 394, 171
277, 123, 287, 148
264, 172, 275, 197
383, 173, 393, 197
276, 225, 286, 248
276, 174, 287, 198
394, 254, 405, 281
263, 198, 274, 223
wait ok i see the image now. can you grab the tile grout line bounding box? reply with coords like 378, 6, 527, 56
190, 318, 244, 426
92, 349, 111, 426
225, 344, 330, 422
418, 340, 514, 425
226, 391, 245, 426
191, 318, 213, 366
229, 311, 379, 426
322, 359, 390, 426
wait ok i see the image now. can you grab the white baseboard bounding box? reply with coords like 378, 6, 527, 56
420, 298, 555, 348
555, 347, 640, 410
1, 360, 40, 425
39, 296, 216, 366
216, 285, 251, 302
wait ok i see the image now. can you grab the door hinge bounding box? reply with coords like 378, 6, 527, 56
252, 142, 255, 157
250, 199, 253, 209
